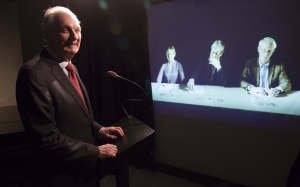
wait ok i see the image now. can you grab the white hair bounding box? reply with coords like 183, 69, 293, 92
259, 37, 277, 50
42, 6, 80, 33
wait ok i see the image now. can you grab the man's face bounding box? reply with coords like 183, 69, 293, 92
209, 48, 224, 60
44, 13, 81, 62
166, 49, 176, 63
258, 42, 275, 64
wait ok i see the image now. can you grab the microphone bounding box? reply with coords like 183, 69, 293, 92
107, 71, 121, 79
107, 71, 147, 119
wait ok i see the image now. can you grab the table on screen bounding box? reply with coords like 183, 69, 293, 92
151, 83, 300, 116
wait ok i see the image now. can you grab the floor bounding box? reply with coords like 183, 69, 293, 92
100, 165, 204, 187
100, 165, 300, 187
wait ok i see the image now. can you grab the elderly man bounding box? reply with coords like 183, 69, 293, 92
187, 40, 228, 90
16, 6, 124, 187
240, 37, 291, 97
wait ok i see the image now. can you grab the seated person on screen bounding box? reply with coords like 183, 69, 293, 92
187, 40, 228, 90
240, 37, 291, 97
156, 46, 185, 84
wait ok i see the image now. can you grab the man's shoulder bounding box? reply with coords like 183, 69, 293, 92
22, 48, 56, 70
271, 59, 284, 66
245, 57, 257, 63
244, 57, 258, 66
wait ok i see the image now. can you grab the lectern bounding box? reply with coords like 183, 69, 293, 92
111, 116, 155, 187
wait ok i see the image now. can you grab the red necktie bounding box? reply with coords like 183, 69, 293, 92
66, 63, 87, 108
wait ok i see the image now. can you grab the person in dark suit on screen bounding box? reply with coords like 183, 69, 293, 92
187, 40, 228, 90
240, 37, 291, 97
16, 6, 124, 187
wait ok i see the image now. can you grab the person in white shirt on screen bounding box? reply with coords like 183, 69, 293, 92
240, 37, 291, 97
187, 40, 228, 90
156, 46, 185, 84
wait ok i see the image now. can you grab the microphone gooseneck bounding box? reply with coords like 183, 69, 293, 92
107, 71, 147, 119
107, 71, 118, 78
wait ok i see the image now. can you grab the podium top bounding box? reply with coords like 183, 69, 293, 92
110, 116, 155, 154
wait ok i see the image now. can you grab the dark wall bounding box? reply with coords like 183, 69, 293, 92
17, 0, 153, 126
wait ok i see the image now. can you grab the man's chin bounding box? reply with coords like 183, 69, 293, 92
260, 57, 269, 62
65, 48, 79, 55
62, 51, 78, 61
66, 45, 79, 50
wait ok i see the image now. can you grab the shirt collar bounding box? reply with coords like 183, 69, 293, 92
258, 59, 269, 68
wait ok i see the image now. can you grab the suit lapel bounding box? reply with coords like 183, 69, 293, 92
254, 59, 260, 87
41, 49, 92, 121
267, 64, 275, 88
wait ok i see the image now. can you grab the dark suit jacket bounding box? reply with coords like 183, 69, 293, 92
240, 57, 291, 92
190, 60, 228, 86
16, 48, 103, 187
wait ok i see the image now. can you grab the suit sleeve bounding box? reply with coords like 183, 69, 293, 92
278, 67, 292, 92
240, 60, 256, 89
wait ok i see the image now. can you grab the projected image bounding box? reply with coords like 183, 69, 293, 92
148, 0, 300, 119
149, 2, 300, 183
